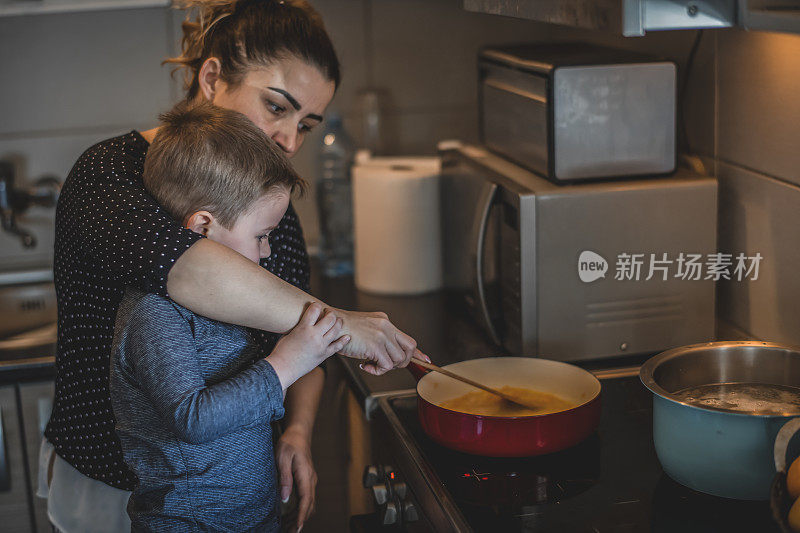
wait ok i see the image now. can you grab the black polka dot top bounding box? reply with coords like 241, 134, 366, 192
45, 131, 312, 490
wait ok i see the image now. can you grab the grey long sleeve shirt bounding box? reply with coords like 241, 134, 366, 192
110, 288, 285, 532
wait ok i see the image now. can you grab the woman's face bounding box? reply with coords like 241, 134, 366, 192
206, 56, 336, 158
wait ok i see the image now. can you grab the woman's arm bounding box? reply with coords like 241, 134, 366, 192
168, 238, 313, 333
281, 368, 324, 440
168, 239, 417, 374
275, 367, 324, 528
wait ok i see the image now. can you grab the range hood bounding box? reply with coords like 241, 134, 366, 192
463, 0, 738, 36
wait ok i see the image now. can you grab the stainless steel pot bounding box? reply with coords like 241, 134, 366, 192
640, 341, 800, 500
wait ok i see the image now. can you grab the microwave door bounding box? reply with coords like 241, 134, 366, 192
467, 180, 503, 346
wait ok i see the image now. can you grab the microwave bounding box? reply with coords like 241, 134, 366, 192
439, 143, 716, 361
479, 43, 676, 183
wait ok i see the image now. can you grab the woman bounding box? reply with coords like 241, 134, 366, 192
42, 1, 421, 531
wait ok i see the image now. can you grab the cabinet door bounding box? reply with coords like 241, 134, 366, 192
18, 381, 53, 533
0, 384, 33, 532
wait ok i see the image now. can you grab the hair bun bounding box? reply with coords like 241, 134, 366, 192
165, 0, 340, 100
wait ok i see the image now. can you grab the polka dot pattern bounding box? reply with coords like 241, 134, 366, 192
45, 131, 312, 490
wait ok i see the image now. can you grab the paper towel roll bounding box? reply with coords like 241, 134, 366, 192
353, 153, 442, 295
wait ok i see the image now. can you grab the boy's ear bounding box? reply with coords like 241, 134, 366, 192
184, 211, 215, 236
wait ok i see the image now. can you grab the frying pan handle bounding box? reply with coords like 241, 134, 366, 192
406, 361, 429, 382
774, 417, 800, 472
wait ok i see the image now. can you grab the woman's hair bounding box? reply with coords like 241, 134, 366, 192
167, 0, 341, 101
143, 100, 307, 229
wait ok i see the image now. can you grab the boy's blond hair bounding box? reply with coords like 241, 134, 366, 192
143, 100, 306, 228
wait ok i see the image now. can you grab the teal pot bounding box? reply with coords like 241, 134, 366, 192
640, 341, 800, 500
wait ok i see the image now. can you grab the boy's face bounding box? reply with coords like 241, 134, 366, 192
195, 186, 290, 264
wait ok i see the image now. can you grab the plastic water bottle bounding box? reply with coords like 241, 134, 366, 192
316, 114, 354, 277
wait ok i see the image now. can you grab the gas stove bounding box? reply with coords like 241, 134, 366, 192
355, 371, 780, 532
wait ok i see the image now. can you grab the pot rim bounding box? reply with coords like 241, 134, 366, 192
416, 357, 602, 420
639, 340, 800, 418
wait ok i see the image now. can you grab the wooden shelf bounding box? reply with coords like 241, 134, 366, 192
0, 0, 169, 17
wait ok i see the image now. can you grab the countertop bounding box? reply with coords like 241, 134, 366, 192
0, 322, 56, 383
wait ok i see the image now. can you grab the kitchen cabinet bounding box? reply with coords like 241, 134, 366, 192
0, 384, 33, 532
18, 381, 53, 533
0, 373, 55, 533
740, 0, 800, 33
463, 0, 737, 36
464, 0, 800, 36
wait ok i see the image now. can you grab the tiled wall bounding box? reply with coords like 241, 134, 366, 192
712, 30, 800, 345
2, 1, 799, 344
0, 7, 180, 271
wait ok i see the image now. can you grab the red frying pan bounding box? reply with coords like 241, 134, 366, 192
408, 357, 602, 457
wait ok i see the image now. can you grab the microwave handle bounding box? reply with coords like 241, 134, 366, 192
470, 180, 501, 346
0, 407, 9, 491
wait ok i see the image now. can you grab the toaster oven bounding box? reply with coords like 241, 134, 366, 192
440, 143, 716, 361
479, 43, 676, 183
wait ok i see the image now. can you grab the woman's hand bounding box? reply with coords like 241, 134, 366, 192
276, 426, 317, 533
333, 309, 421, 375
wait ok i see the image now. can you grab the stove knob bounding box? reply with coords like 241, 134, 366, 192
402, 500, 419, 523
382, 501, 399, 525
372, 483, 388, 505
362, 465, 380, 488
392, 482, 407, 499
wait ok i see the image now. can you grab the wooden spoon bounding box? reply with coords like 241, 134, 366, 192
411, 357, 540, 412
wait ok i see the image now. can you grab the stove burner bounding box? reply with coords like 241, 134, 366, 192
444, 434, 601, 510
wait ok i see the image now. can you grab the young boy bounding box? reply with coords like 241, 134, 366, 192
109, 101, 348, 532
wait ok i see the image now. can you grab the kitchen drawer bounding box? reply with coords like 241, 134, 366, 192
0, 283, 57, 339
19, 381, 53, 533
0, 384, 33, 532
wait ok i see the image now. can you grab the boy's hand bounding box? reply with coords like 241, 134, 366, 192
268, 303, 349, 390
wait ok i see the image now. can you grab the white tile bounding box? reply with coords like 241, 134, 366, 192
370, 0, 555, 112
717, 29, 800, 186
0, 7, 174, 135
717, 161, 800, 345
381, 105, 477, 155
307, 0, 369, 116
0, 128, 128, 185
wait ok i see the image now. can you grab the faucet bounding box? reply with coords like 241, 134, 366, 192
0, 160, 61, 249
